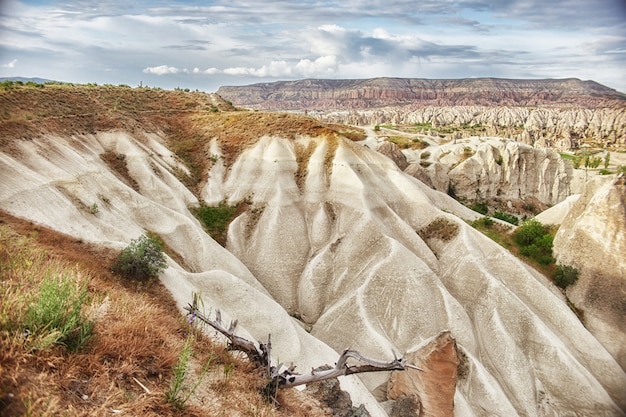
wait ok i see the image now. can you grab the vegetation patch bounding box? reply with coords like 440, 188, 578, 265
0, 228, 93, 353
553, 264, 580, 289
100, 150, 140, 192
513, 219, 555, 265
468, 201, 489, 215
418, 217, 460, 242
294, 141, 317, 191
493, 210, 519, 225
193, 201, 239, 245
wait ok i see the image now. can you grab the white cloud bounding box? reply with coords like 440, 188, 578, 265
2, 59, 18, 68
143, 65, 180, 75
224, 60, 293, 77
295, 56, 338, 77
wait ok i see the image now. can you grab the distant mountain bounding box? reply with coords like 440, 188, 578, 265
217, 77, 626, 110
0, 76, 56, 84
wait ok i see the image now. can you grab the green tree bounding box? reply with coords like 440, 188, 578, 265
514, 219, 546, 246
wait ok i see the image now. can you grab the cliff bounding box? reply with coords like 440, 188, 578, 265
217, 77, 626, 110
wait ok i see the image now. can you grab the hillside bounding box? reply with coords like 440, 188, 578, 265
1, 84, 625, 417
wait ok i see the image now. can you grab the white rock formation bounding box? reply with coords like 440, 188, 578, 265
1, 130, 625, 417
400, 137, 575, 207
205, 134, 625, 416
0, 131, 387, 416
317, 105, 626, 149
553, 174, 626, 370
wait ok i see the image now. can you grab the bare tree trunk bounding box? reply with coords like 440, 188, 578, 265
185, 294, 420, 395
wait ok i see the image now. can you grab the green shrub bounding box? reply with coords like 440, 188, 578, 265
469, 201, 489, 215
553, 264, 579, 289
112, 234, 167, 281
25, 271, 94, 351
514, 219, 546, 245
471, 216, 494, 228
493, 210, 519, 225
513, 219, 554, 265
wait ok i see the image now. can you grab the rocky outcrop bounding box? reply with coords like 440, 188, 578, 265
399, 137, 574, 207
387, 331, 459, 417
553, 174, 626, 370
376, 141, 408, 171
318, 106, 626, 149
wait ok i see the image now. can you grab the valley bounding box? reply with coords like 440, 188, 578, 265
1, 82, 625, 417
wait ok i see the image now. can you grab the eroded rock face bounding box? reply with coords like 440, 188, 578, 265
553, 174, 626, 370
318, 106, 626, 149
212, 135, 626, 416
400, 137, 574, 207
217, 78, 626, 109
388, 331, 458, 417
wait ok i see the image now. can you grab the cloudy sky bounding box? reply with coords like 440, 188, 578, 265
1, 0, 625, 92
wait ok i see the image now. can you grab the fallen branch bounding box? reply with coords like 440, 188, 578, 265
184, 293, 421, 394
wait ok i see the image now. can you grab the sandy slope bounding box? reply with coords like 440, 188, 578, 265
1, 128, 625, 417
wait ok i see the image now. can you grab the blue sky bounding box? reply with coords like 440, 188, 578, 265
1, 0, 625, 92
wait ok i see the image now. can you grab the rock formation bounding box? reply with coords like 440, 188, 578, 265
318, 106, 626, 149
385, 137, 575, 207
387, 331, 459, 417
552, 174, 626, 370
217, 78, 626, 109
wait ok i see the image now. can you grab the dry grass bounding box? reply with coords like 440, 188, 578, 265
418, 217, 460, 242
0, 211, 333, 417
0, 84, 358, 196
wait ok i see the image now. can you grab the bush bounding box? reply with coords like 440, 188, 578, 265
493, 210, 519, 225
469, 201, 489, 215
471, 216, 494, 228
513, 219, 554, 265
514, 219, 547, 246
553, 264, 579, 289
112, 234, 167, 281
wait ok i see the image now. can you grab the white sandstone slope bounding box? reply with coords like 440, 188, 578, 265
205, 134, 626, 416
0, 131, 387, 416
1, 128, 625, 417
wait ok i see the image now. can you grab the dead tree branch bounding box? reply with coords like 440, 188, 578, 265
184, 293, 421, 393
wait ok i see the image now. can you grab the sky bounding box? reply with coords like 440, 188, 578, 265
1, 0, 625, 93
